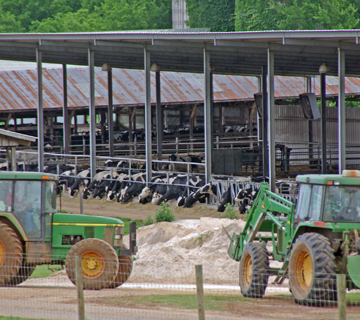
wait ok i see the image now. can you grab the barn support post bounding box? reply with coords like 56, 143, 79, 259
36, 48, 44, 172
62, 64, 70, 156
144, 48, 152, 183
307, 77, 314, 164
88, 48, 97, 178
203, 49, 213, 183
257, 77, 261, 146
154, 67, 163, 167
338, 48, 346, 172
267, 49, 276, 192
105, 65, 114, 157
261, 67, 268, 178
319, 64, 329, 174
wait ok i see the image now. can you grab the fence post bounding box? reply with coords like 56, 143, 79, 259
195, 265, 205, 320
337, 274, 346, 320
75, 256, 85, 320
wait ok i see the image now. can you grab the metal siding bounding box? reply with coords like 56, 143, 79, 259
2, 67, 360, 112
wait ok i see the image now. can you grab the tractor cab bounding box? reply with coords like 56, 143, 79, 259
295, 170, 360, 224
0, 172, 57, 239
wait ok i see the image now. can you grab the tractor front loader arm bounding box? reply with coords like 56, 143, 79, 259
228, 182, 295, 261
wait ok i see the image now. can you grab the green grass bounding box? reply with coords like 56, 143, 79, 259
347, 291, 360, 303
30, 265, 62, 278
0, 317, 52, 320
110, 294, 256, 310
115, 217, 144, 235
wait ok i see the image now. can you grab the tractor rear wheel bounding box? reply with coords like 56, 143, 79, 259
289, 233, 336, 306
65, 238, 119, 290
239, 242, 269, 298
107, 245, 133, 288
0, 222, 23, 285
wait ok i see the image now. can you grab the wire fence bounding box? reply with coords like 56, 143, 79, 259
0, 254, 358, 320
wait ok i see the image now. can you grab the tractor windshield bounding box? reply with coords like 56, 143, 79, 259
324, 185, 360, 222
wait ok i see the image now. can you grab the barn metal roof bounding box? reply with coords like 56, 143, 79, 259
1, 66, 360, 112
1, 30, 360, 77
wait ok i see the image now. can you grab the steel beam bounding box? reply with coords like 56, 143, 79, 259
88, 49, 97, 177
204, 49, 213, 183
36, 48, 44, 172
62, 64, 70, 156
320, 72, 327, 174
267, 49, 276, 192
144, 48, 152, 183
338, 48, 346, 172
107, 69, 114, 157
261, 67, 268, 178
307, 77, 314, 164
155, 71, 163, 166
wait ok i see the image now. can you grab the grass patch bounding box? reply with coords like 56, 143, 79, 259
116, 217, 144, 235
347, 291, 360, 303
0, 317, 52, 320
30, 265, 62, 278
110, 294, 256, 310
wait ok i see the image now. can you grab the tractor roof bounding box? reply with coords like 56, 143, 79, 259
296, 173, 360, 186
0, 171, 58, 181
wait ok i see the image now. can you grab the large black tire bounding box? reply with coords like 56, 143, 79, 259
0, 222, 23, 285
6, 260, 35, 286
289, 233, 337, 306
239, 242, 269, 298
65, 238, 119, 290
107, 245, 133, 288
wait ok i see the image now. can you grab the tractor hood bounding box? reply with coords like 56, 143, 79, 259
53, 213, 124, 227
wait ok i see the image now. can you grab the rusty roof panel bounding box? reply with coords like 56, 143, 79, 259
1, 67, 360, 112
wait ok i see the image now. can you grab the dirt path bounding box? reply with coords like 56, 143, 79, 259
57, 195, 223, 221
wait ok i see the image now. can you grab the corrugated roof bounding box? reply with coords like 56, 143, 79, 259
0, 67, 359, 112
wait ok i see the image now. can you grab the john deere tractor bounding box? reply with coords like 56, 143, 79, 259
0, 171, 136, 290
228, 170, 360, 305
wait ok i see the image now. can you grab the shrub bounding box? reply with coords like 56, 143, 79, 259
220, 203, 237, 220
143, 214, 154, 226
155, 201, 175, 222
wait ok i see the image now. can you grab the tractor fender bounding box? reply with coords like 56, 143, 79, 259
347, 255, 360, 288
0, 215, 28, 242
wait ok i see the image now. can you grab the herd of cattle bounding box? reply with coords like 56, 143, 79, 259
0, 155, 296, 214
55, 159, 296, 214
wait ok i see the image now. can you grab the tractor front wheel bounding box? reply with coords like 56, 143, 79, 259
0, 222, 23, 285
107, 245, 133, 288
65, 238, 119, 290
239, 242, 269, 298
289, 233, 336, 306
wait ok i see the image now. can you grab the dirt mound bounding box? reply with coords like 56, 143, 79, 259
126, 217, 245, 284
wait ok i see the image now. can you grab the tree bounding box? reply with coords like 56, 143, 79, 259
235, 0, 360, 31
31, 0, 172, 33
186, 0, 235, 32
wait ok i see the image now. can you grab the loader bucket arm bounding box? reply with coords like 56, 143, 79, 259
228, 182, 295, 261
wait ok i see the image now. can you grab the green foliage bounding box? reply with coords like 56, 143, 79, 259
220, 203, 237, 219
0, 0, 171, 33
110, 294, 257, 309
117, 217, 144, 235
235, 0, 360, 31
143, 214, 155, 226
155, 201, 175, 222
186, 0, 235, 32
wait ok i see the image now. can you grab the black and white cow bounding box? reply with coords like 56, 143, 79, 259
183, 181, 217, 208
57, 169, 76, 194
121, 172, 147, 203
235, 187, 259, 214
92, 171, 121, 199
155, 174, 204, 206
106, 173, 129, 201
168, 154, 202, 173
217, 188, 232, 212
83, 171, 118, 199
69, 169, 92, 198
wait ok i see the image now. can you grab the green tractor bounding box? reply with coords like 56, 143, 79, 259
228, 170, 360, 305
0, 171, 136, 290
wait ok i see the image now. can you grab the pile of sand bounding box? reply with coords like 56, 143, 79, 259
126, 217, 246, 284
